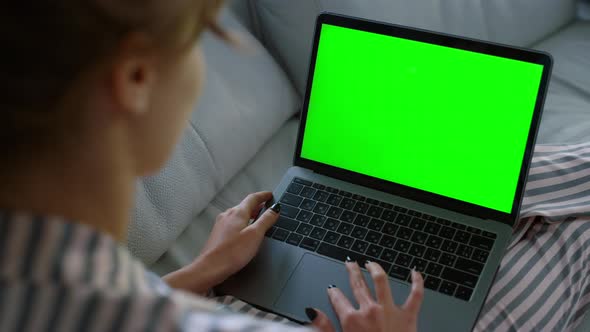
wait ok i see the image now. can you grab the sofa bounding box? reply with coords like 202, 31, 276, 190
128, 0, 590, 329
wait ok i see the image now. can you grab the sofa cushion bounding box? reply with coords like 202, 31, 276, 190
533, 21, 590, 144
128, 10, 300, 264
251, 0, 577, 95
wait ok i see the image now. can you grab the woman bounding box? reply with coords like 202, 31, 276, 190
0, 1, 423, 331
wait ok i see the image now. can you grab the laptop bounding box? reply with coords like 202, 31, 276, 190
219, 13, 552, 331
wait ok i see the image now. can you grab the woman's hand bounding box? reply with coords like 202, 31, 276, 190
309, 261, 424, 332
164, 191, 279, 294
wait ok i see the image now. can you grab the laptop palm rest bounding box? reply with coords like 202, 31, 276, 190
275, 253, 410, 327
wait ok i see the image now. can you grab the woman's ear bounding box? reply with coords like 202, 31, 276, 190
111, 33, 157, 115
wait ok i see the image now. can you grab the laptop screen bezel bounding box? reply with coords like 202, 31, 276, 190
293, 13, 553, 227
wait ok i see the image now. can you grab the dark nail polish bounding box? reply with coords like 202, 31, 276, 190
305, 307, 317, 321
328, 284, 336, 289
270, 202, 281, 214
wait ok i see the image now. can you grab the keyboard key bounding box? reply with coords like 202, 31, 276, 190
337, 236, 354, 249
472, 249, 489, 263
382, 223, 398, 236
296, 223, 313, 236
390, 265, 410, 281
286, 233, 303, 246
365, 231, 382, 244
366, 198, 379, 205
409, 217, 426, 231
441, 267, 478, 288
424, 222, 441, 235
452, 223, 466, 230
310, 227, 327, 240
439, 253, 457, 267
426, 262, 443, 277
395, 214, 411, 226
353, 215, 370, 227
411, 231, 428, 244
367, 205, 383, 218
296, 210, 313, 223
351, 226, 368, 239
317, 242, 349, 262
339, 210, 356, 223
299, 237, 320, 251
300, 199, 316, 211
424, 276, 441, 290
293, 177, 313, 186
336, 222, 353, 235
396, 227, 413, 240
439, 226, 456, 239
276, 216, 299, 231
326, 194, 343, 206
265, 226, 276, 238
381, 209, 397, 222
324, 218, 340, 231
393, 240, 411, 253
455, 286, 474, 301
456, 244, 473, 259
340, 198, 356, 210
280, 205, 299, 219
466, 226, 481, 235
411, 258, 428, 272
424, 248, 442, 262
272, 228, 289, 241
470, 235, 494, 250
368, 218, 384, 231
286, 183, 303, 195
438, 218, 451, 225
339, 190, 352, 197
280, 193, 303, 207
300, 186, 316, 198
395, 253, 412, 267
326, 186, 339, 194
326, 206, 343, 219
353, 202, 369, 214
379, 235, 396, 248
409, 244, 426, 258
324, 231, 340, 244
407, 210, 422, 217
312, 183, 326, 190
380, 249, 397, 262
366, 244, 383, 259
482, 231, 497, 239
426, 235, 443, 249
454, 230, 471, 243
379, 202, 394, 209
455, 257, 484, 275
441, 240, 458, 254
313, 190, 329, 202
439, 281, 457, 296
394, 206, 408, 213
313, 203, 329, 215
422, 214, 437, 221
352, 194, 366, 201
352, 240, 369, 253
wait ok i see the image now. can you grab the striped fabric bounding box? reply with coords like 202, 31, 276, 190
216, 142, 590, 331
0, 214, 311, 332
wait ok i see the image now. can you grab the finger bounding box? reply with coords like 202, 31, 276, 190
345, 261, 373, 307
238, 191, 273, 216
307, 308, 336, 332
248, 202, 280, 234
403, 270, 424, 317
366, 261, 395, 308
326, 285, 354, 320
251, 202, 265, 219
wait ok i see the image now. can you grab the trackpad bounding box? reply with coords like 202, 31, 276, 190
275, 253, 410, 325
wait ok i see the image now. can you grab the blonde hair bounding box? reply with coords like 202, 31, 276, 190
0, 1, 225, 159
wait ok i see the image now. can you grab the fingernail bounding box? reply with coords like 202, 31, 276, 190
305, 307, 318, 321
327, 284, 336, 289
365, 260, 372, 267
269, 202, 281, 214
345, 256, 353, 263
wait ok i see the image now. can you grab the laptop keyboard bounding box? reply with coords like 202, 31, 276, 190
265, 177, 497, 302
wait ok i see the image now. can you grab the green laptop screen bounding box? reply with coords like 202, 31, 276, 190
300, 24, 544, 213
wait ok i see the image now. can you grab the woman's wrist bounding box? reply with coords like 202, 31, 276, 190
163, 250, 231, 295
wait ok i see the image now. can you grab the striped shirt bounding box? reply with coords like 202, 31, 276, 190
0, 214, 312, 332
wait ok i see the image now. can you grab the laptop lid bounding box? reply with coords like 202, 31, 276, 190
293, 13, 552, 227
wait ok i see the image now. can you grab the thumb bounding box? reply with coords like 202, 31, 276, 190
251, 202, 280, 233
306, 307, 336, 332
